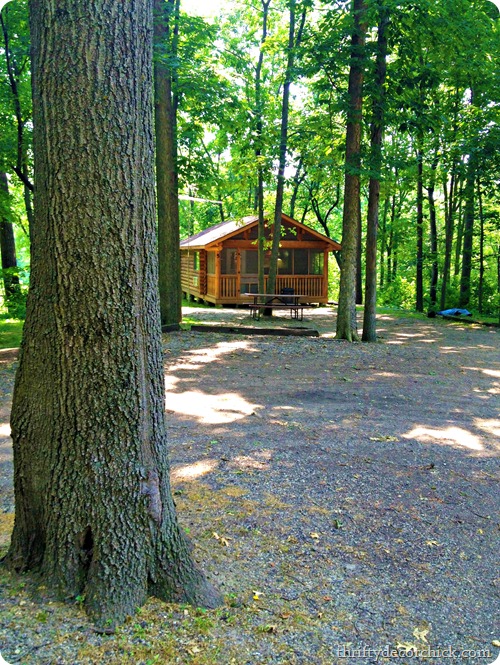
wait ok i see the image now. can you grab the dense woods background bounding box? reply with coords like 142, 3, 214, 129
1, 0, 499, 320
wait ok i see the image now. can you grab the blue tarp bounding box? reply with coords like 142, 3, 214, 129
437, 308, 472, 317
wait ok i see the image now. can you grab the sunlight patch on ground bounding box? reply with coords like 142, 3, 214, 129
232, 449, 273, 471
165, 389, 257, 424
403, 426, 483, 451
168, 340, 251, 371
171, 459, 219, 482
475, 419, 500, 441
463, 366, 500, 379
0, 423, 10, 437
371, 371, 401, 378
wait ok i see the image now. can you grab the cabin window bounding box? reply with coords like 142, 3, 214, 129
221, 248, 237, 274
192, 252, 200, 271
241, 250, 258, 275
294, 249, 309, 274
278, 249, 292, 274
310, 250, 324, 275
207, 252, 216, 275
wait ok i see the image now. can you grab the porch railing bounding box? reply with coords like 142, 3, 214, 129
220, 275, 238, 299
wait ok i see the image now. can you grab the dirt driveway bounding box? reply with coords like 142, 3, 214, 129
0, 307, 499, 664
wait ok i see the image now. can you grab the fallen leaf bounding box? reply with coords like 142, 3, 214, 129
426, 540, 443, 547
413, 627, 429, 643
492, 640, 500, 647
310, 532, 320, 539
396, 642, 419, 654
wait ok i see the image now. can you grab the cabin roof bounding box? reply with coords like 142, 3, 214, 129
180, 213, 341, 251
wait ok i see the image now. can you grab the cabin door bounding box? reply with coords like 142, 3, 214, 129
240, 249, 259, 294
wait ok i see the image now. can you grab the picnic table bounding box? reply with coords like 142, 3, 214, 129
243, 293, 314, 321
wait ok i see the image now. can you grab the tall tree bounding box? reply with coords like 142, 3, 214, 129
6, 0, 220, 627
255, 0, 272, 294
267, 0, 307, 296
362, 4, 389, 342
155, 0, 182, 328
336, 0, 367, 341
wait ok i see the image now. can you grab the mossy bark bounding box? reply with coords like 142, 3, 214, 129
6, 0, 220, 628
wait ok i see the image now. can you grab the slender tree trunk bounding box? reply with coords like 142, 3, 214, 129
440, 166, 456, 309
458, 151, 476, 307
356, 204, 363, 304
362, 6, 388, 342
415, 144, 424, 312
477, 177, 484, 314
379, 194, 390, 289
0, 12, 33, 233
427, 155, 439, 311
289, 157, 305, 220
7, 0, 220, 628
336, 0, 366, 341
454, 177, 465, 277
268, 0, 306, 295
155, 0, 181, 327
0, 172, 20, 304
255, 0, 271, 295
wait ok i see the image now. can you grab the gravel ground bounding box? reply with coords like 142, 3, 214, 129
0, 307, 499, 664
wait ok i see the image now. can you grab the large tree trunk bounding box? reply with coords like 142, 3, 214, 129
155, 0, 182, 327
0, 172, 20, 305
336, 0, 366, 341
6, 0, 220, 628
362, 6, 388, 342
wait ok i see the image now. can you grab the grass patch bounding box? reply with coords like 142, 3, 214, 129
0, 319, 23, 349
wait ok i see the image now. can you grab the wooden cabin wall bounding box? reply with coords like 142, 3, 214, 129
180, 250, 202, 299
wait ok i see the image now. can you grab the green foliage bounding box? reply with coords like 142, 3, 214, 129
379, 276, 416, 311
0, 0, 499, 315
0, 318, 23, 348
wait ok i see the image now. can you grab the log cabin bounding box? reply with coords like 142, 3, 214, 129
180, 213, 341, 306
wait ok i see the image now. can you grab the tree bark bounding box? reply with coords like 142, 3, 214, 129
362, 6, 388, 342
336, 0, 366, 341
155, 0, 182, 327
7, 0, 220, 628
